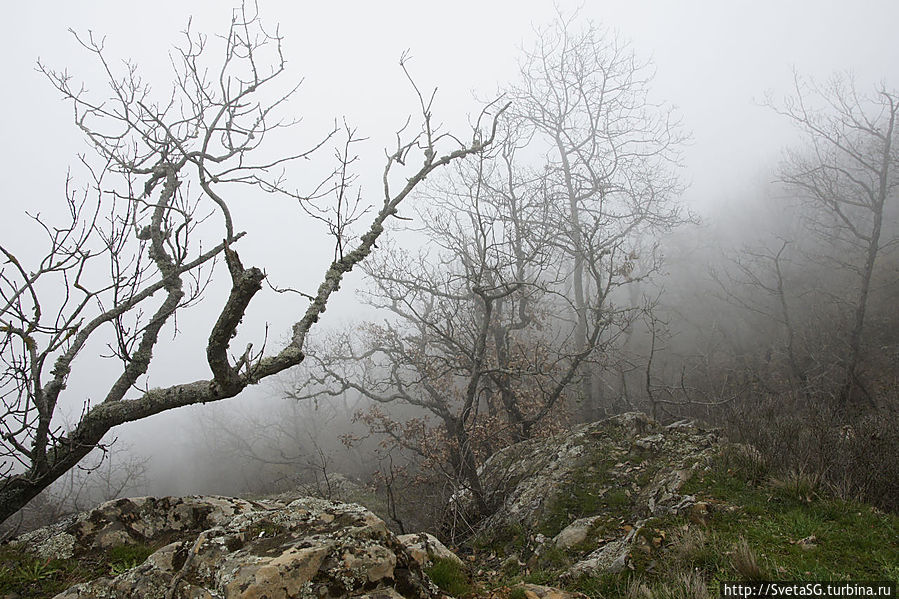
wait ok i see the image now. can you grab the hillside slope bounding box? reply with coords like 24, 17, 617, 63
3, 413, 896, 598
460, 414, 898, 597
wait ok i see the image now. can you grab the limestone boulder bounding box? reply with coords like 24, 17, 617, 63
11, 495, 440, 599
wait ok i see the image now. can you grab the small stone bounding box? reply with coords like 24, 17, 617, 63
634, 434, 664, 450
516, 583, 587, 599
397, 532, 463, 567
554, 516, 601, 549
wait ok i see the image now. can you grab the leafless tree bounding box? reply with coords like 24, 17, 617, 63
503, 11, 687, 419
0, 5, 504, 525
710, 240, 811, 389
291, 113, 661, 516
769, 72, 898, 404
289, 13, 692, 518
291, 127, 569, 516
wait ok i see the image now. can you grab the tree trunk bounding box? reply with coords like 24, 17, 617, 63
842, 103, 893, 406
556, 137, 597, 422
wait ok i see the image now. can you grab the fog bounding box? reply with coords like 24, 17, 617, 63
1, 1, 897, 530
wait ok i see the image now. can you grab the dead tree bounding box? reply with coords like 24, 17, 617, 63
504, 11, 687, 419
290, 118, 647, 517
770, 72, 898, 404
0, 6, 503, 524
710, 240, 810, 390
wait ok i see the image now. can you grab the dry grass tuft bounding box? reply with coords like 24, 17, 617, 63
731, 537, 767, 581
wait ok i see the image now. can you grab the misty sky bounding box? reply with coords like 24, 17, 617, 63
2, 0, 897, 493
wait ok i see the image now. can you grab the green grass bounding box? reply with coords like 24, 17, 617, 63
679, 448, 899, 582
0, 548, 80, 598
509, 587, 528, 599
106, 542, 154, 575
536, 455, 637, 540
425, 556, 472, 597
0, 541, 157, 598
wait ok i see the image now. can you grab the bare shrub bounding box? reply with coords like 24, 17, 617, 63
718, 391, 898, 513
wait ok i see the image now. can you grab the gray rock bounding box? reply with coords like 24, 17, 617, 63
565, 520, 645, 577
11, 495, 439, 599
515, 583, 588, 599
634, 434, 664, 450
397, 532, 463, 567
465, 412, 722, 584
553, 516, 602, 549
470, 412, 719, 532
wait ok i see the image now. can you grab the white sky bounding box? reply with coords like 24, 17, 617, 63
1, 0, 897, 491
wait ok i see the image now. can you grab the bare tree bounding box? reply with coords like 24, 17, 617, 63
770, 72, 898, 403
289, 13, 692, 519
710, 240, 811, 390
291, 114, 658, 517
504, 11, 687, 419
0, 6, 504, 525
291, 128, 563, 515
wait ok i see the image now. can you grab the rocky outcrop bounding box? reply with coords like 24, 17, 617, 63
13, 495, 445, 599
471, 413, 721, 578
19, 495, 259, 561
477, 413, 718, 528
9, 413, 723, 596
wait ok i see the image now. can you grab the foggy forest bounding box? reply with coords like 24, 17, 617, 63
0, 2, 896, 596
